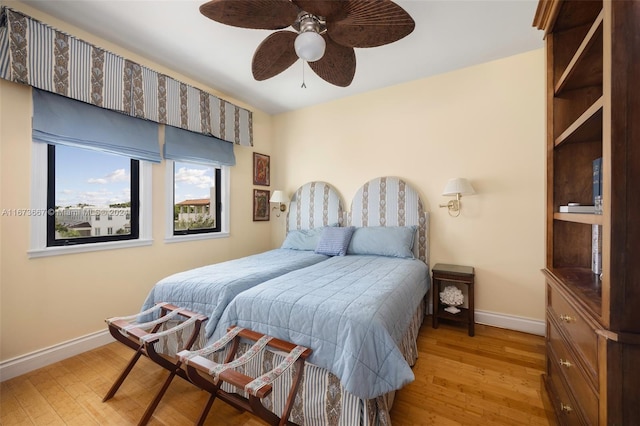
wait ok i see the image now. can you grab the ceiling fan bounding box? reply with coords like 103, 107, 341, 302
199, 0, 415, 87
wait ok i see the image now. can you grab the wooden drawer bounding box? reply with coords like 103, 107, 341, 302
547, 284, 598, 378
546, 353, 589, 426
548, 321, 599, 424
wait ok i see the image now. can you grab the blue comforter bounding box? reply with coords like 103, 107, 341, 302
140, 249, 329, 338
211, 254, 430, 400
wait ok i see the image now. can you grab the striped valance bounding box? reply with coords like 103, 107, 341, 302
0, 6, 253, 146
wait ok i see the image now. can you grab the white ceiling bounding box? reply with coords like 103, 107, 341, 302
20, 0, 544, 115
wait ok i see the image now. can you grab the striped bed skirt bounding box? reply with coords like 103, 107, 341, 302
153, 298, 425, 425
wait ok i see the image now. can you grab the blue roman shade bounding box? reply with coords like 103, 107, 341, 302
164, 125, 235, 166
32, 88, 161, 163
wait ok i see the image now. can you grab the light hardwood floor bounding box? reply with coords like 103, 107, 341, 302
0, 320, 556, 425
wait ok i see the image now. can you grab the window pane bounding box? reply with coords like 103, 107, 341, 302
174, 162, 217, 233
51, 145, 135, 243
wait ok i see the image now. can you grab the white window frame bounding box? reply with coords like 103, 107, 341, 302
164, 159, 230, 243
28, 143, 153, 258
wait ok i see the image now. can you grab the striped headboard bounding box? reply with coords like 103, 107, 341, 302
287, 181, 345, 231
348, 176, 429, 264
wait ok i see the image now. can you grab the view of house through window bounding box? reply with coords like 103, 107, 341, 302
47, 145, 139, 246
173, 161, 221, 234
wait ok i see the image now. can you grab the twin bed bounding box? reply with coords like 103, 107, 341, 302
134, 177, 430, 425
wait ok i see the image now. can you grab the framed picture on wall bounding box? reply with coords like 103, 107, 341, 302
253, 189, 270, 221
253, 152, 270, 186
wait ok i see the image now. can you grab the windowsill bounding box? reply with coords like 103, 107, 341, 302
28, 238, 153, 258
164, 231, 229, 244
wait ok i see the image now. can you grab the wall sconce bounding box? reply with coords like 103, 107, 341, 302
269, 190, 289, 217
439, 178, 475, 217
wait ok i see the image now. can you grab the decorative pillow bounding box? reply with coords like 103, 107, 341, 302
347, 225, 416, 259
281, 227, 326, 251
315, 226, 356, 256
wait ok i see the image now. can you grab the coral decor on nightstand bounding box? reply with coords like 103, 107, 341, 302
440, 285, 464, 314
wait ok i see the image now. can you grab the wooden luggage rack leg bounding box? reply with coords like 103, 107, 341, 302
104, 303, 207, 425
178, 327, 312, 426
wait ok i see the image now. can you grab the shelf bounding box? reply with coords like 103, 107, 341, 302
435, 305, 470, 324
543, 267, 602, 320
538, 0, 640, 423
554, 96, 603, 147
552, 221, 593, 270
549, 1, 604, 33
555, 10, 604, 94
554, 213, 603, 225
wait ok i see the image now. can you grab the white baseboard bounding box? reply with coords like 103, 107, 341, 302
426, 299, 545, 336
1, 309, 545, 383
476, 310, 546, 336
0, 330, 114, 382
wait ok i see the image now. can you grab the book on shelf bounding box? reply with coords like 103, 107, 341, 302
593, 157, 602, 201
559, 205, 595, 213
593, 157, 603, 214
592, 224, 602, 275
592, 158, 603, 276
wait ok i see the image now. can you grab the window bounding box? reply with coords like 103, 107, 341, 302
172, 161, 221, 235
29, 89, 157, 257
162, 125, 233, 242
46, 145, 140, 246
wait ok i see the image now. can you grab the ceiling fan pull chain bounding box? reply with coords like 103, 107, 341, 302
301, 61, 307, 89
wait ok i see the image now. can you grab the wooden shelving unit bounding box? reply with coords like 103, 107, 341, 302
533, 0, 640, 424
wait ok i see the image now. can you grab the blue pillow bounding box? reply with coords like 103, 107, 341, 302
347, 226, 416, 259
281, 227, 325, 251
315, 226, 355, 256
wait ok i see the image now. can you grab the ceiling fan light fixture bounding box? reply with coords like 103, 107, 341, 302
294, 31, 326, 62
202, 0, 413, 87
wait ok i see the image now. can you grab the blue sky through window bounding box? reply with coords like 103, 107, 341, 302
55, 145, 131, 208
174, 161, 214, 203
55, 146, 214, 207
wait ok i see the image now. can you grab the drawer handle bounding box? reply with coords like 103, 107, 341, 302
560, 403, 573, 413
559, 359, 572, 368
559, 314, 575, 323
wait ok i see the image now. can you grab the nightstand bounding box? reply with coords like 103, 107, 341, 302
432, 263, 475, 336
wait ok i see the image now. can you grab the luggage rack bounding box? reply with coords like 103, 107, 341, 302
105, 303, 311, 426
178, 326, 312, 426
104, 302, 207, 425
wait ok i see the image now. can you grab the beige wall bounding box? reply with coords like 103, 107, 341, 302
0, 0, 546, 366
271, 48, 546, 322
0, 2, 274, 361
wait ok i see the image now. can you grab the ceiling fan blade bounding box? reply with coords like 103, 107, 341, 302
327, 0, 415, 48
308, 36, 356, 87
252, 31, 299, 81
292, 0, 347, 20
200, 0, 299, 30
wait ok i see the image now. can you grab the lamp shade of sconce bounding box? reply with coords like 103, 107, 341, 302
442, 178, 475, 197
440, 178, 475, 217
270, 190, 289, 217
